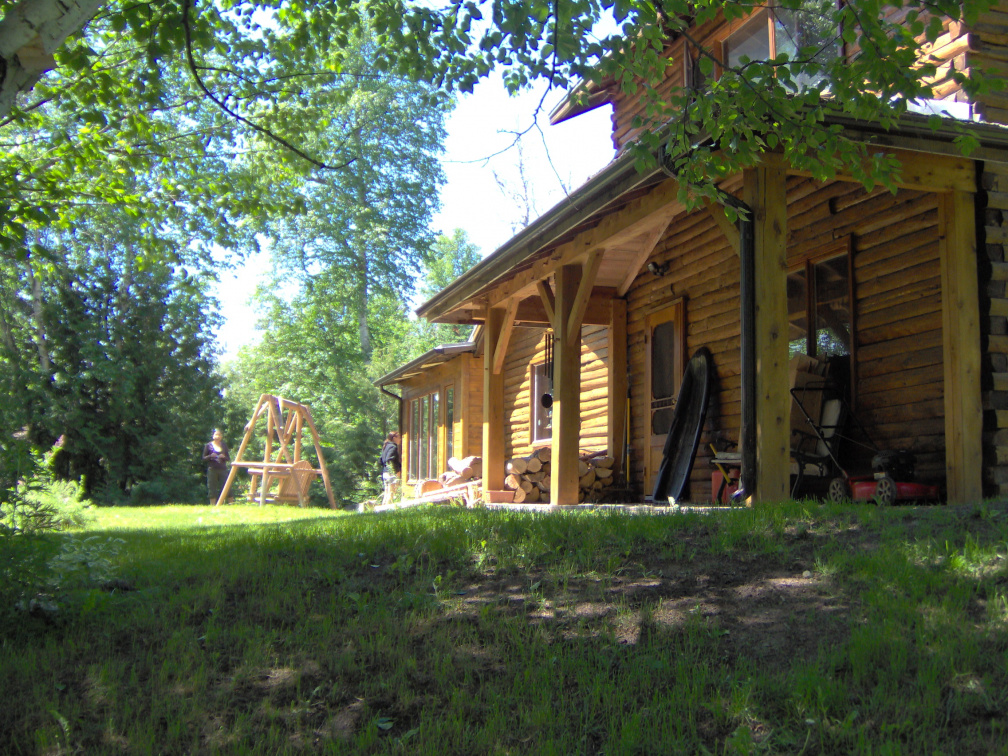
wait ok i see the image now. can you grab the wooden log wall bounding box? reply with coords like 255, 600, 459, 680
981, 161, 1008, 496
609, 42, 685, 152
969, 3, 1008, 124
398, 353, 484, 480
624, 177, 947, 501
874, 7, 970, 103
462, 353, 484, 459
790, 180, 946, 483
625, 202, 741, 501
501, 325, 610, 462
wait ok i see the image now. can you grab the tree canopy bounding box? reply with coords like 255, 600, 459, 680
5, 0, 1000, 214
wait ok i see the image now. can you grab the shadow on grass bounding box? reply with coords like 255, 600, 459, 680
2, 504, 1007, 753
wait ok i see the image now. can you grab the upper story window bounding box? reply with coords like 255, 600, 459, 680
722, 2, 840, 90
724, 12, 773, 70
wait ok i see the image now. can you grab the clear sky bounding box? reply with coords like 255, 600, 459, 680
213, 75, 615, 360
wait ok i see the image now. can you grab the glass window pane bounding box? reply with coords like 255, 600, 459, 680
420, 396, 429, 479
410, 400, 420, 479
788, 268, 810, 357
814, 256, 851, 358
430, 392, 439, 478
532, 363, 552, 443
651, 321, 678, 400
725, 12, 770, 68
445, 387, 454, 463
773, 1, 839, 89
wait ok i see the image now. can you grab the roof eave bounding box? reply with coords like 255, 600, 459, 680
373, 342, 478, 387
415, 149, 660, 322
418, 109, 1008, 324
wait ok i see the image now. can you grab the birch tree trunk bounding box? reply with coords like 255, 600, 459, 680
0, 0, 104, 117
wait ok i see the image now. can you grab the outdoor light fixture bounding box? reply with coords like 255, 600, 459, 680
647, 261, 669, 277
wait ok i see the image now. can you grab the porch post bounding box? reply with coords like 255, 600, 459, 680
939, 190, 983, 503
607, 298, 628, 479
551, 264, 584, 505
482, 305, 506, 491
744, 165, 790, 502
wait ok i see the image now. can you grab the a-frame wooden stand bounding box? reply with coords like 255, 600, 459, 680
217, 394, 337, 508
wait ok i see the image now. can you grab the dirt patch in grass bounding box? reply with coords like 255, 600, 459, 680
448, 538, 848, 671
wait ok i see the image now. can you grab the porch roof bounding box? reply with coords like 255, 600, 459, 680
373, 339, 479, 388
416, 112, 1008, 325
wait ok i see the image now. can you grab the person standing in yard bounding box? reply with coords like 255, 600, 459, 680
203, 428, 230, 505
380, 431, 401, 507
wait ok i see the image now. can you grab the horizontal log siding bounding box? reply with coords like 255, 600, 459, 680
785, 178, 946, 482
464, 354, 483, 460
610, 42, 685, 151
501, 325, 610, 463
981, 162, 1008, 495
622, 177, 946, 501
969, 6, 1008, 123
626, 207, 741, 501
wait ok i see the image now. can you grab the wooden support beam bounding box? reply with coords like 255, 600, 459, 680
550, 264, 583, 505
567, 250, 604, 343
616, 211, 676, 296
745, 165, 790, 503
536, 279, 555, 325
261, 404, 275, 506
607, 298, 629, 479
492, 297, 519, 375
302, 409, 337, 508
216, 393, 267, 505
483, 180, 684, 310
762, 148, 976, 193
514, 290, 614, 326
939, 189, 983, 503
483, 305, 506, 491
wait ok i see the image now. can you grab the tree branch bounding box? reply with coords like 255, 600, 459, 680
181, 0, 353, 173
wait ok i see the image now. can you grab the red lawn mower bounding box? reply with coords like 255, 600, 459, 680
791, 381, 941, 505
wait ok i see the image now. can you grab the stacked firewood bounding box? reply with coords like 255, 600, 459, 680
440, 455, 482, 487
503, 449, 617, 503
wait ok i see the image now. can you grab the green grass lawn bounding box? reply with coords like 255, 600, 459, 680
2, 501, 1007, 754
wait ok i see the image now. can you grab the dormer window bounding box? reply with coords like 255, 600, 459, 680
722, 2, 840, 90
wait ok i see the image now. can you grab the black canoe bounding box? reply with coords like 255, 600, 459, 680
651, 346, 714, 504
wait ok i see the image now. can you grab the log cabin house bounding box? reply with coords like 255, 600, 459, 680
378, 2, 1008, 505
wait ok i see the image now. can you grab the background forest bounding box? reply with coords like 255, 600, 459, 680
2, 0, 998, 515
0, 3, 480, 511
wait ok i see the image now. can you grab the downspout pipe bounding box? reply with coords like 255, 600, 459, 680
733, 201, 756, 499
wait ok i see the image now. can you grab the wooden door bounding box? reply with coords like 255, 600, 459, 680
645, 300, 686, 493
